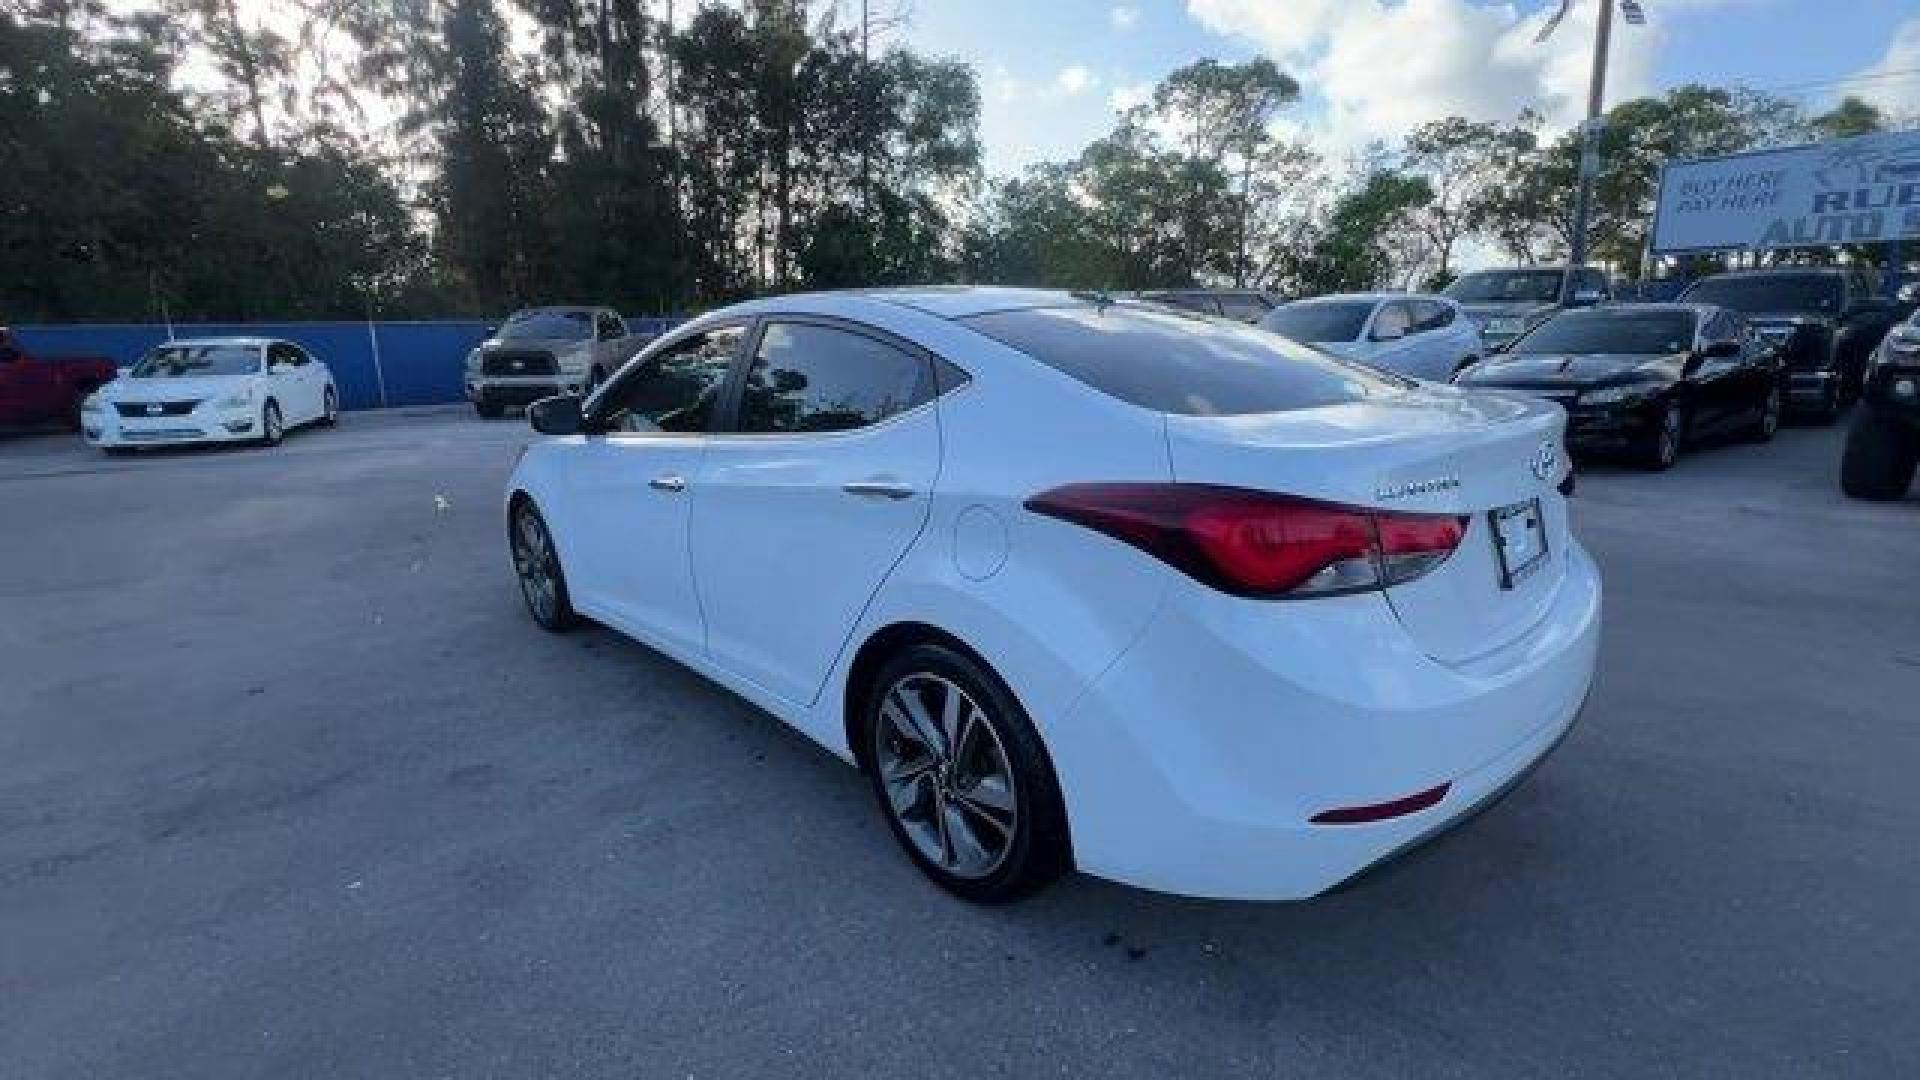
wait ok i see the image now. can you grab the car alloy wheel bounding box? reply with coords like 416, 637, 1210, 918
321, 388, 338, 426
510, 502, 577, 631
873, 672, 1019, 881
262, 402, 284, 446
1646, 401, 1682, 470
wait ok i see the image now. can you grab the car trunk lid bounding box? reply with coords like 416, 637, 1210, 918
1163, 385, 1571, 666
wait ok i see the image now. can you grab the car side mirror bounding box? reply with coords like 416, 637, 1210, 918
528, 394, 583, 436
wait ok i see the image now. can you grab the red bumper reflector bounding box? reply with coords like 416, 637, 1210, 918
1310, 782, 1451, 825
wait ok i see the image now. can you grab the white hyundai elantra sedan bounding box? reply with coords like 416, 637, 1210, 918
82, 337, 338, 452
505, 288, 1600, 903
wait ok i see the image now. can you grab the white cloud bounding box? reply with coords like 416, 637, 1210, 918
1108, 81, 1155, 115
1056, 64, 1099, 97
1842, 17, 1920, 118
1187, 0, 1665, 153
1110, 5, 1140, 31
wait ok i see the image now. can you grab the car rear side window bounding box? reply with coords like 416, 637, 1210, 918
737, 322, 930, 434
964, 303, 1407, 416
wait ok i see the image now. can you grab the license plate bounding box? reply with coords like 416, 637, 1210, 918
1489, 498, 1547, 589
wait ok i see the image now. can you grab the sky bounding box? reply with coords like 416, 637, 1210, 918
889, 0, 1920, 177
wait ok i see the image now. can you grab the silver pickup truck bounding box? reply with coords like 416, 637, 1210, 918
464, 306, 652, 417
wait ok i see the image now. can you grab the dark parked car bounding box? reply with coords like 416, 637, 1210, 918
1134, 289, 1283, 323
1456, 304, 1784, 470
1840, 309, 1920, 500
1443, 265, 1612, 349
1677, 266, 1899, 422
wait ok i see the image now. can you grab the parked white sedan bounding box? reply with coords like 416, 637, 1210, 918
1261, 293, 1483, 381
81, 337, 337, 452
505, 289, 1599, 903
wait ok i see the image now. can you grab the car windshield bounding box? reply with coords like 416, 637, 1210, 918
130, 344, 261, 378
1680, 275, 1842, 315
963, 302, 1408, 417
1259, 301, 1373, 343
500, 310, 593, 341
1445, 270, 1565, 304
1509, 310, 1697, 355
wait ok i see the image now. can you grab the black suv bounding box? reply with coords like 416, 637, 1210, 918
1678, 267, 1900, 422
1840, 310, 1920, 500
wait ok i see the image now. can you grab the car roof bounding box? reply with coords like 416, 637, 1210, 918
1693, 266, 1846, 280
1282, 292, 1443, 305
154, 337, 274, 348
712, 286, 1087, 322
1587, 302, 1716, 316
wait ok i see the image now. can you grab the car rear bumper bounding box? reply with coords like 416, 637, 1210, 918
1053, 540, 1601, 901
468, 377, 585, 404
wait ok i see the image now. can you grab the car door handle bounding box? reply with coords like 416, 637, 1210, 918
649, 474, 686, 492
842, 480, 915, 500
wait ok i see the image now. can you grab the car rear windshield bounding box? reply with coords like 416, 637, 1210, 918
130, 344, 261, 378
1259, 301, 1372, 343
962, 303, 1407, 416
501, 310, 593, 341
1679, 275, 1842, 315
1510, 310, 1696, 355
1445, 270, 1565, 304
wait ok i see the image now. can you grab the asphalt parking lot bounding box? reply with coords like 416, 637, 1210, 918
2, 408, 1916, 1078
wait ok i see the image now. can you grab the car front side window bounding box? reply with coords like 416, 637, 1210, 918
596, 325, 743, 435
735, 322, 930, 435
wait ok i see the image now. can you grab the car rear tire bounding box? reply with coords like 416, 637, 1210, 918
1745, 385, 1782, 443
1638, 400, 1685, 471
1840, 407, 1918, 501
862, 642, 1069, 904
259, 400, 284, 447
475, 397, 505, 419
510, 499, 579, 632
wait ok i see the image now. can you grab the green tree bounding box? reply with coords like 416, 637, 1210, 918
1812, 95, 1885, 140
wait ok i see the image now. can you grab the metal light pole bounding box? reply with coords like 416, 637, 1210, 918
1539, 0, 1645, 270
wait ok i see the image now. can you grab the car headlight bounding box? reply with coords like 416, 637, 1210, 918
80, 394, 104, 414
1880, 329, 1920, 365
1580, 384, 1658, 406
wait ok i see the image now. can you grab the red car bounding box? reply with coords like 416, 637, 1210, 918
0, 327, 118, 429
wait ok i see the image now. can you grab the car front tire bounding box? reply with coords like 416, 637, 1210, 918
1638, 400, 1685, 471
1745, 385, 1782, 443
510, 499, 579, 632
1840, 406, 1918, 501
863, 642, 1069, 904
319, 387, 339, 427
259, 400, 284, 447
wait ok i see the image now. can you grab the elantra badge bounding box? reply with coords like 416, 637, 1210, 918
1530, 440, 1559, 482
1376, 476, 1459, 501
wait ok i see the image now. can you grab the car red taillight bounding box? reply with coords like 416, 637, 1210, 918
1025, 484, 1466, 599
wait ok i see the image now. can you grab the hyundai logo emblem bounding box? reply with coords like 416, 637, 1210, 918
1530, 439, 1559, 482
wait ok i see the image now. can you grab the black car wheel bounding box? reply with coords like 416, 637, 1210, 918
319, 386, 339, 427
259, 400, 284, 447
1840, 407, 1918, 501
863, 642, 1069, 904
509, 499, 579, 631
475, 396, 505, 419
1639, 401, 1685, 471
1745, 385, 1782, 443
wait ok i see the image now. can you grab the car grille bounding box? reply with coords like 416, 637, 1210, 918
482, 351, 558, 378
120, 428, 204, 441
114, 400, 200, 418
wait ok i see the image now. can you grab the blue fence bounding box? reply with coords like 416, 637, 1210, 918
12, 318, 684, 411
